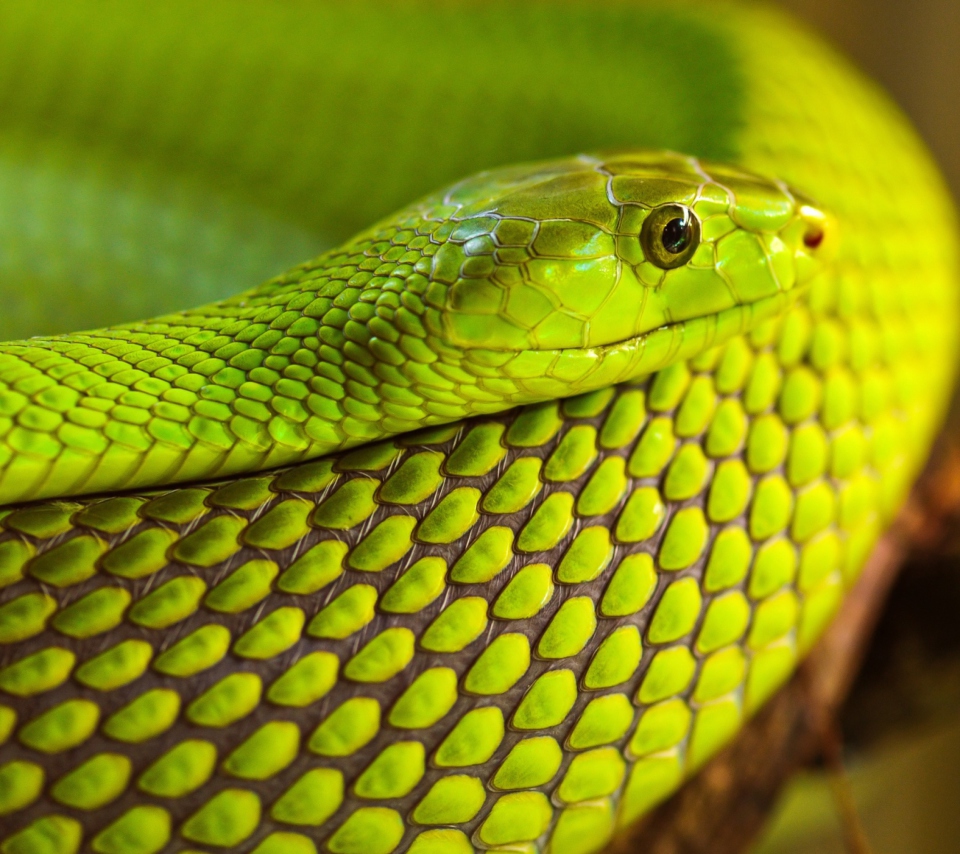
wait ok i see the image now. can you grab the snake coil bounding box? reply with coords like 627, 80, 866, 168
0, 3, 956, 854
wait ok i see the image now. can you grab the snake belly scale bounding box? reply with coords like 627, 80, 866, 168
0, 2, 957, 854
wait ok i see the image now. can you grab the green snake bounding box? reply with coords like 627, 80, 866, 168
0, 2, 957, 853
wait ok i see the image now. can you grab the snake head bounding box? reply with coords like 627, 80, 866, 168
417, 151, 829, 388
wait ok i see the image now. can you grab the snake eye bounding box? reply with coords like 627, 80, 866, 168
640, 203, 701, 269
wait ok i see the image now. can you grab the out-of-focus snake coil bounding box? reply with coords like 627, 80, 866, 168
0, 3, 956, 854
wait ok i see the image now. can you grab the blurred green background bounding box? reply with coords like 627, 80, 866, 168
754, 720, 960, 853
754, 2, 960, 852
778, 0, 960, 196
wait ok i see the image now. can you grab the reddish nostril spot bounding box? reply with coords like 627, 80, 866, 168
804, 227, 824, 249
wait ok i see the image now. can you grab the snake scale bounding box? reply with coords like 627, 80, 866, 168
0, 1, 957, 853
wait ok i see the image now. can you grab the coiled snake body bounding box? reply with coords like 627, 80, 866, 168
0, 3, 956, 853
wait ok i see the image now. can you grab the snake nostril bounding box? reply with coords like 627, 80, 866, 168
798, 202, 827, 250
803, 226, 824, 249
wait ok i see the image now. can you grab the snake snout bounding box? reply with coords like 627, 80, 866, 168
777, 195, 834, 287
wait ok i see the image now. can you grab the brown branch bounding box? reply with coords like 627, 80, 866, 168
821, 719, 874, 854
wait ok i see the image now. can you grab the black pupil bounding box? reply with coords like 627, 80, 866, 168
661, 216, 690, 254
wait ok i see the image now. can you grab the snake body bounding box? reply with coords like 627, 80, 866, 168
0, 3, 957, 854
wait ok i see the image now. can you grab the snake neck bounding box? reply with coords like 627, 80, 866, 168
0, 243, 766, 507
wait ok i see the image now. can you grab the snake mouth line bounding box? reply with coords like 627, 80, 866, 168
461, 287, 807, 407
526, 284, 808, 361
